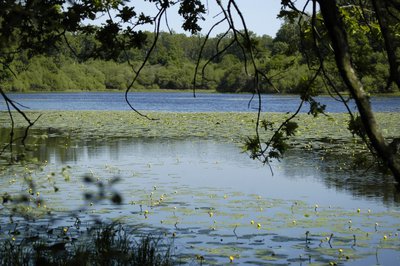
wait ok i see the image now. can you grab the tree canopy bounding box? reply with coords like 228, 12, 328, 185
1, 0, 400, 183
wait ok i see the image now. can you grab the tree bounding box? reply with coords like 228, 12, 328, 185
249, 0, 400, 182
316, 0, 400, 180
1, 0, 400, 184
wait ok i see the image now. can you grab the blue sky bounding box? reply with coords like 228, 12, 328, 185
129, 0, 285, 37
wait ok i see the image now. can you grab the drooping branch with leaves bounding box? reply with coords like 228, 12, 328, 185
0, 0, 207, 156
249, 0, 400, 182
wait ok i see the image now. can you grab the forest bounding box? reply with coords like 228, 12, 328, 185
1, 15, 397, 94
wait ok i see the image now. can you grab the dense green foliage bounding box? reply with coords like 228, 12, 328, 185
1, 17, 397, 94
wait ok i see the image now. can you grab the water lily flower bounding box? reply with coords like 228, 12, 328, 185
257, 223, 261, 229
229, 255, 234, 263
383, 235, 388, 240
250, 220, 254, 225
357, 208, 361, 213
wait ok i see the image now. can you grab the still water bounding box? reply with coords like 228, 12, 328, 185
1, 92, 400, 264
1, 92, 400, 112
1, 134, 399, 265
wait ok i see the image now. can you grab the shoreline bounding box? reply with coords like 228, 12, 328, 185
2, 89, 400, 97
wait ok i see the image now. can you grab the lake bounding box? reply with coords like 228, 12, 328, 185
1, 92, 400, 112
1, 92, 400, 265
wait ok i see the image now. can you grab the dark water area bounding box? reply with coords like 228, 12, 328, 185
1, 92, 400, 112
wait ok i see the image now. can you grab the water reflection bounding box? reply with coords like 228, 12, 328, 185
280, 150, 400, 206
1, 128, 399, 207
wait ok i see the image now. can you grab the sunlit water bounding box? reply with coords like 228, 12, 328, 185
1, 136, 399, 265
1, 92, 400, 112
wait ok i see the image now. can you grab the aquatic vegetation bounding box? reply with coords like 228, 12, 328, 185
0, 222, 173, 266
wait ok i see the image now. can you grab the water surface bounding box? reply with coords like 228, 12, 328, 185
1, 135, 399, 265
2, 92, 400, 112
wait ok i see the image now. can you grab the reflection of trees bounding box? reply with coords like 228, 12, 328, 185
3, 127, 400, 205
281, 149, 400, 206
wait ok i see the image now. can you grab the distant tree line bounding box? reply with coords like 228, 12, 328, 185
1, 18, 397, 94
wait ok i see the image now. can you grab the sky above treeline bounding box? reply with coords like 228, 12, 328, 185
93, 0, 289, 37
